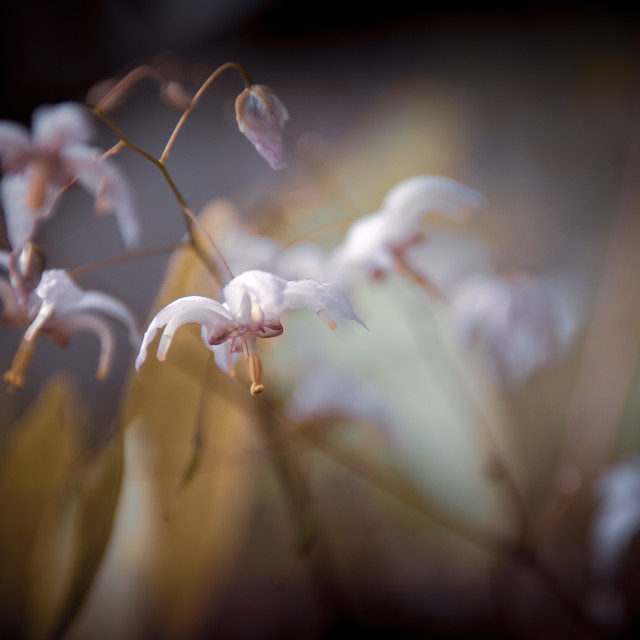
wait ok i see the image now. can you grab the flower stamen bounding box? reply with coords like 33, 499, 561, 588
4, 336, 38, 392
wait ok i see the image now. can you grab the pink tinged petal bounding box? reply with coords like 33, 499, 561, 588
1, 174, 51, 249
61, 145, 141, 248
281, 279, 367, 330
31, 102, 94, 151
49, 312, 116, 380
382, 175, 485, 225
204, 334, 239, 377
235, 85, 289, 170
72, 291, 141, 348
0, 121, 33, 172
135, 296, 232, 370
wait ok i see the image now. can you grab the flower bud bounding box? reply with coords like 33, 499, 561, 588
235, 84, 289, 170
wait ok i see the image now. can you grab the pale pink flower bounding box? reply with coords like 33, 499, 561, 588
450, 272, 565, 386
592, 458, 640, 579
328, 175, 484, 292
0, 267, 140, 390
0, 102, 140, 250
235, 85, 289, 170
136, 269, 365, 395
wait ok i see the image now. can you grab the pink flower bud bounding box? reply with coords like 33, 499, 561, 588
235, 84, 289, 170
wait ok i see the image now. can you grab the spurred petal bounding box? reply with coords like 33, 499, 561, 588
281, 279, 367, 330
48, 312, 116, 380
135, 296, 232, 370
62, 145, 141, 248
381, 175, 485, 225
72, 291, 141, 348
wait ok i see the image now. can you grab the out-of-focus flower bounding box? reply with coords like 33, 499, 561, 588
0, 268, 140, 391
592, 458, 640, 579
450, 272, 566, 386
327, 175, 483, 293
136, 269, 365, 395
285, 345, 392, 430
235, 85, 289, 170
0, 102, 140, 250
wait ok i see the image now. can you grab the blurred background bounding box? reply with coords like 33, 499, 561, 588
2, 2, 640, 639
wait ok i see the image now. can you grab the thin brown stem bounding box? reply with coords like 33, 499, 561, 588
160, 61, 253, 163
68, 242, 186, 279
92, 107, 233, 285
89, 65, 167, 112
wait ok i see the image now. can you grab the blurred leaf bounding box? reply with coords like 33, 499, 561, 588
0, 378, 82, 638
28, 432, 124, 640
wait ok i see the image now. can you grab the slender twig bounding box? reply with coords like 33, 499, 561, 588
92, 107, 233, 285
68, 241, 185, 279
160, 61, 253, 163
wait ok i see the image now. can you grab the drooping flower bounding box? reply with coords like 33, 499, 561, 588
0, 102, 140, 250
136, 269, 366, 395
235, 85, 289, 170
0, 266, 141, 391
327, 175, 484, 293
591, 457, 640, 580
450, 272, 566, 386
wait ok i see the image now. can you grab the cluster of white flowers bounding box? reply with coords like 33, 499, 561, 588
0, 65, 579, 400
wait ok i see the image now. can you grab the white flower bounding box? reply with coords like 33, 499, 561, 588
450, 272, 565, 386
327, 175, 483, 292
0, 267, 140, 390
136, 269, 366, 395
235, 85, 289, 170
0, 102, 140, 250
591, 458, 640, 579
285, 345, 392, 429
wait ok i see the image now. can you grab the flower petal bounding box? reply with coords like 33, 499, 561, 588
222, 270, 287, 321
281, 279, 367, 330
382, 175, 485, 225
0, 121, 32, 172
34, 269, 85, 312
69, 290, 140, 348
31, 102, 93, 150
1, 173, 56, 249
48, 312, 116, 380
61, 145, 141, 248
135, 296, 232, 370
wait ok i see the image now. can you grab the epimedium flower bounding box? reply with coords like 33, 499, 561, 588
327, 175, 484, 294
450, 272, 566, 386
235, 84, 289, 170
0, 262, 141, 391
0, 101, 141, 251
135, 269, 366, 395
